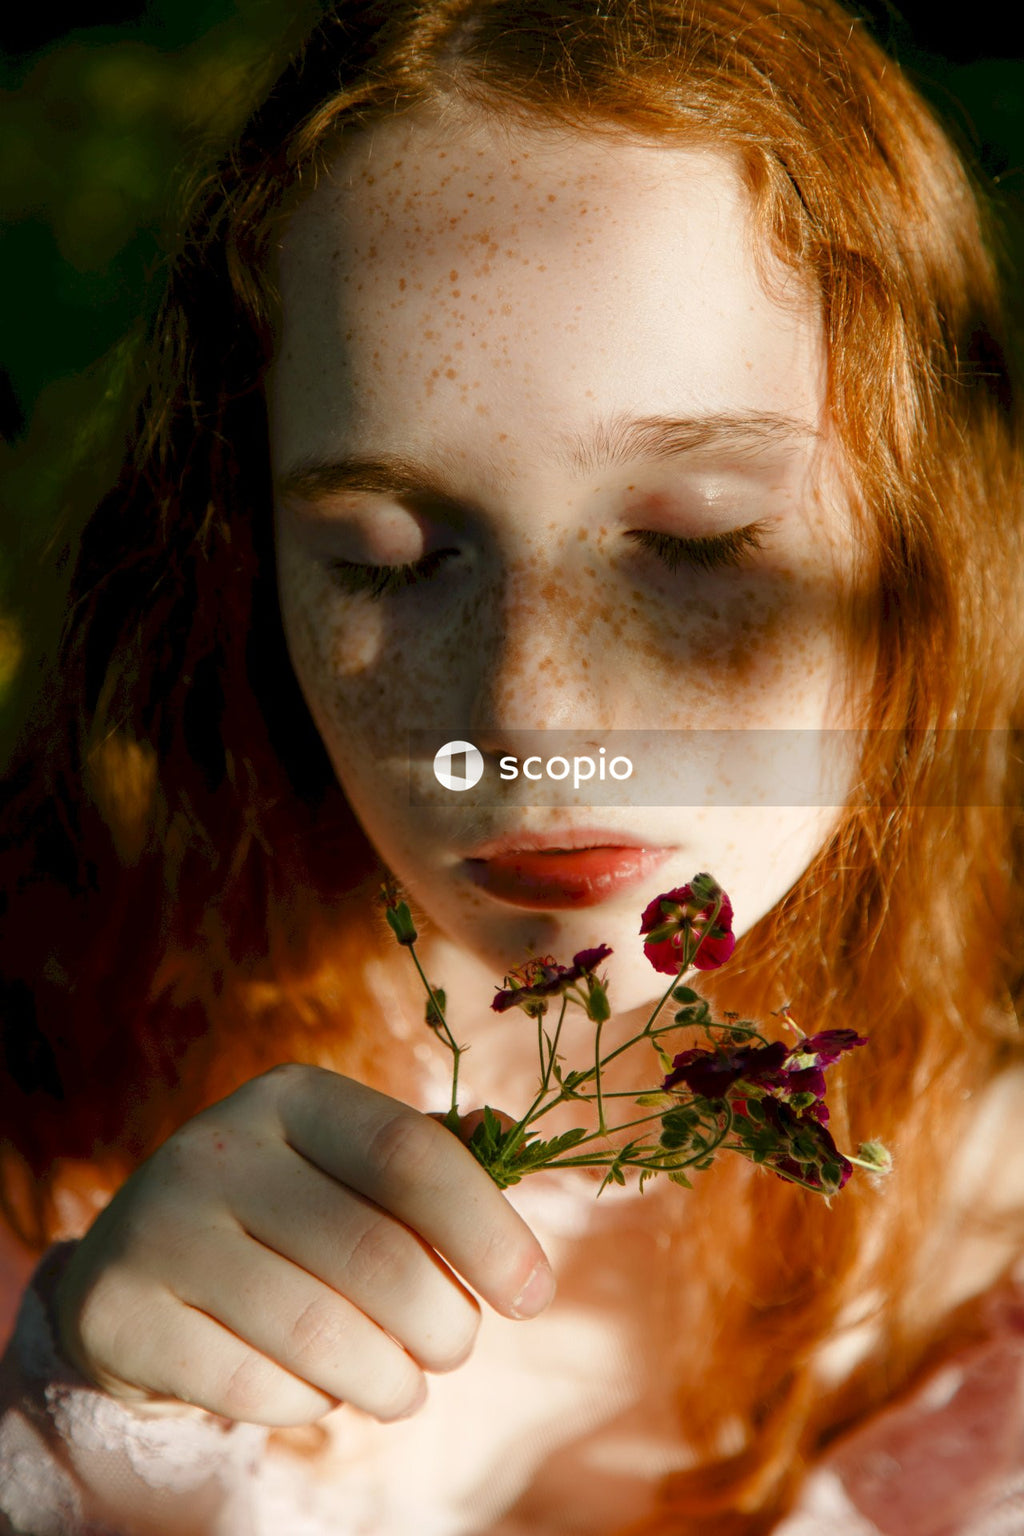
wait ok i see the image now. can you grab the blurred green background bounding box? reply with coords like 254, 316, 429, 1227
1, 1, 1022, 738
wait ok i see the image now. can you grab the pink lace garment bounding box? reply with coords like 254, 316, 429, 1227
3, 1220, 1024, 1535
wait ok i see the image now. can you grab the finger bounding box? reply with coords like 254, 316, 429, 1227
165, 1223, 427, 1422
74, 1280, 341, 1427
269, 1066, 555, 1318
225, 1137, 480, 1372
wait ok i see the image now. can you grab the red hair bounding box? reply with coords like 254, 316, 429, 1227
2, 2, 1022, 1528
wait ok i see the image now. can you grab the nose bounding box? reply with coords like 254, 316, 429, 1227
466, 559, 607, 748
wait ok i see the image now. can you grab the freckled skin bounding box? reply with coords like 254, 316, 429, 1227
268, 109, 862, 1022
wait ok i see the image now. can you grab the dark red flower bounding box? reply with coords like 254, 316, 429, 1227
640, 876, 735, 974
491, 944, 613, 1016
794, 1029, 867, 1066
662, 1040, 788, 1098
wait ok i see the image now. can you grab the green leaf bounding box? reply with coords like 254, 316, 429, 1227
512, 1127, 587, 1171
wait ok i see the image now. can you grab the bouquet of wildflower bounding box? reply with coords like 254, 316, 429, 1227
382, 873, 889, 1199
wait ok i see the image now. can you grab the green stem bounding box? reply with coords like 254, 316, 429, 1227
594, 1016, 607, 1136
407, 941, 463, 1116
544, 998, 569, 1094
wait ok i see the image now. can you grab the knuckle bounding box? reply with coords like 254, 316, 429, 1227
159, 1117, 222, 1180
258, 1060, 307, 1091
345, 1212, 414, 1295
253, 1060, 323, 1113
367, 1111, 448, 1195
219, 1350, 287, 1423
286, 1295, 352, 1369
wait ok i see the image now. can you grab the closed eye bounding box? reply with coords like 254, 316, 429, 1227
626, 522, 771, 572
326, 548, 457, 599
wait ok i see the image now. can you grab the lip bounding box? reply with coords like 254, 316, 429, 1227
463, 831, 673, 909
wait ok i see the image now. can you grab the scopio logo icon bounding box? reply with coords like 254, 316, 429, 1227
433, 740, 485, 792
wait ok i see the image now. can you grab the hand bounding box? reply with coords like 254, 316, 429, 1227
52, 1064, 554, 1426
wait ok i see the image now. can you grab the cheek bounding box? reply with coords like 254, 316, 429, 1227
277, 544, 470, 760
606, 562, 840, 726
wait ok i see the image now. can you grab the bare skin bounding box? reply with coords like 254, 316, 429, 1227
51, 109, 860, 1432
271, 107, 860, 1022
54, 1066, 553, 1425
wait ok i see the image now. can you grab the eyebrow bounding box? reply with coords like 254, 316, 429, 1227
275, 411, 819, 503
562, 411, 820, 475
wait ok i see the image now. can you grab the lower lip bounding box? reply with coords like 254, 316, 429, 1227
463, 846, 672, 909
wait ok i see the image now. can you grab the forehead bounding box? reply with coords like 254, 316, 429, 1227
270, 109, 825, 467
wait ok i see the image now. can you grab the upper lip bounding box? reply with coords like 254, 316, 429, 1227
463, 827, 669, 859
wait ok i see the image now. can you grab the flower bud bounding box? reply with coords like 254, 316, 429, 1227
854, 1139, 893, 1174
385, 899, 418, 945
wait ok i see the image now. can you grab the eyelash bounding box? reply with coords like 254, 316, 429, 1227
625, 523, 769, 572
326, 522, 769, 598
327, 548, 455, 599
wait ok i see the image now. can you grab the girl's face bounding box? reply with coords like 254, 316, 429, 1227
269, 109, 860, 1012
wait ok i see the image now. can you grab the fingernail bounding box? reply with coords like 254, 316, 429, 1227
510, 1263, 556, 1319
